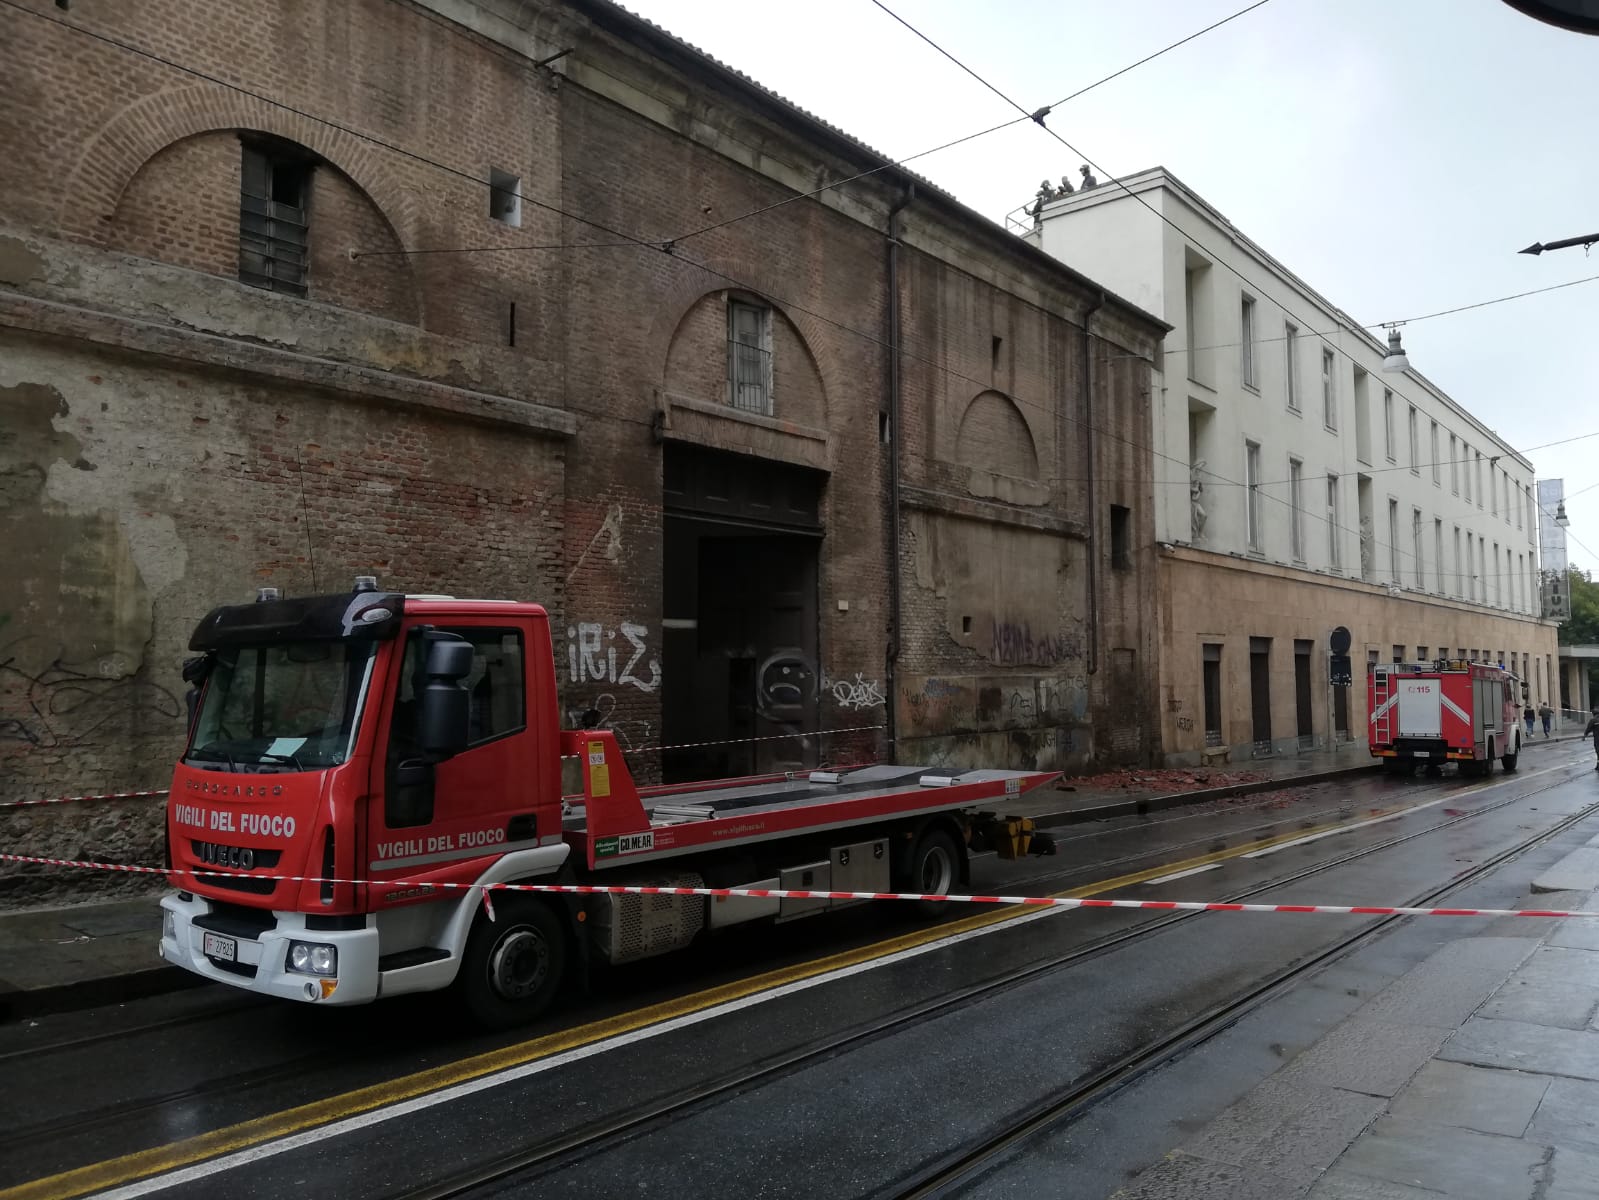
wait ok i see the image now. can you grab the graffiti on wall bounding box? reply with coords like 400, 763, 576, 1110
566, 692, 653, 751
990, 620, 1082, 668
1038, 675, 1089, 723
0, 637, 180, 748
566, 622, 660, 692
825, 671, 886, 712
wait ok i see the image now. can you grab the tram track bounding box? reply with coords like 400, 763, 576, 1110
885, 769, 1599, 1199
377, 760, 1595, 1200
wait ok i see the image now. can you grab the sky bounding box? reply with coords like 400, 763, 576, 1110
620, 0, 1599, 575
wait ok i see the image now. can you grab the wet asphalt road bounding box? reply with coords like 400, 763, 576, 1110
5, 744, 1598, 1200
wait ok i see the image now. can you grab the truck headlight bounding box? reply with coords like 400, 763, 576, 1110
162, 910, 175, 941
288, 940, 338, 977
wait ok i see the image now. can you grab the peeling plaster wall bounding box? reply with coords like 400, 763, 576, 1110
0, 332, 567, 902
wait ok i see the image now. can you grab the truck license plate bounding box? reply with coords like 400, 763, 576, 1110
1413, 751, 1431, 758
202, 932, 237, 962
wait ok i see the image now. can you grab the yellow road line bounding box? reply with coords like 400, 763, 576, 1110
2, 783, 1477, 1200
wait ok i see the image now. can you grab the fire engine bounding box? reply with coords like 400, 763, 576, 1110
158, 583, 1059, 1027
1368, 659, 1522, 776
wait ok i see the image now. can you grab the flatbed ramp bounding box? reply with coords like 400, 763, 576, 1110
558, 738, 1058, 870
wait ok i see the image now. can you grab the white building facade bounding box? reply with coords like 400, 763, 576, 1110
1025, 168, 1557, 763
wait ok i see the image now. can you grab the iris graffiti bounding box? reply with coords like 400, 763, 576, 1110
566, 622, 660, 692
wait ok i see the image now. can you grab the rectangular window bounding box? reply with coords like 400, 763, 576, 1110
1388, 498, 1401, 582
239, 142, 310, 297
1383, 390, 1395, 461
1453, 526, 1462, 598
1449, 434, 1459, 493
488, 167, 522, 226
386, 627, 526, 827
1466, 536, 1475, 601
1478, 536, 1487, 601
1429, 421, 1440, 484
1463, 444, 1473, 502
1408, 405, 1419, 474
1245, 440, 1263, 553
1202, 643, 1223, 746
1413, 508, 1424, 588
1284, 323, 1299, 411
1322, 350, 1337, 430
1491, 468, 1498, 515
1326, 475, 1341, 569
1475, 452, 1484, 507
1434, 519, 1444, 594
1240, 296, 1257, 389
727, 300, 773, 415
1110, 504, 1131, 570
1493, 541, 1501, 605
1289, 458, 1305, 561
1353, 368, 1372, 464
1250, 637, 1273, 749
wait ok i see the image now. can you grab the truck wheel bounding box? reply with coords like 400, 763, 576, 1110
903, 828, 960, 918
456, 896, 567, 1030
1502, 738, 1519, 772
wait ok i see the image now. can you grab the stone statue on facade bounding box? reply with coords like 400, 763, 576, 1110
1079, 165, 1098, 190
1030, 179, 1054, 221
1056, 174, 1075, 198
1359, 513, 1375, 577
1190, 459, 1207, 540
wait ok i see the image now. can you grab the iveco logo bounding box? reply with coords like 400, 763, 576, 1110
195, 841, 256, 870
186, 781, 283, 797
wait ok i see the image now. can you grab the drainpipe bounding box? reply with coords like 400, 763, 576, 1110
885, 184, 915, 760
1083, 290, 1106, 676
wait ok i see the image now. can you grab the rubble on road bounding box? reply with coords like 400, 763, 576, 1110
1057, 767, 1269, 793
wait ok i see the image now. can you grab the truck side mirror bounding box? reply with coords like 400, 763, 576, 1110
417, 639, 474, 757
181, 654, 213, 734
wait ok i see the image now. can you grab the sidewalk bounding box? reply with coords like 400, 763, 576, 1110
0, 732, 1584, 1022
1111, 802, 1599, 1200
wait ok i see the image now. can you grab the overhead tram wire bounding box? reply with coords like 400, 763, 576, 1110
15, 0, 1573, 584
861, 0, 1588, 511
863, 0, 1594, 581
368, 0, 1279, 255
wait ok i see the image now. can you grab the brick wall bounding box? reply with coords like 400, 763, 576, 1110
0, 0, 1165, 903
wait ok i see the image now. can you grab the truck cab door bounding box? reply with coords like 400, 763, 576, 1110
367, 623, 537, 893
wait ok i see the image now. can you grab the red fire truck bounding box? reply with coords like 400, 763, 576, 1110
1368, 658, 1523, 776
158, 584, 1059, 1026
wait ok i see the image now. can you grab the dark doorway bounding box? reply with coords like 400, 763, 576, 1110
1250, 637, 1272, 751
1294, 639, 1314, 749
1202, 643, 1222, 747
662, 446, 824, 783
1333, 683, 1350, 741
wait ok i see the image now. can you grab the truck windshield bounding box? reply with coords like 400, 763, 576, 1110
187, 641, 377, 771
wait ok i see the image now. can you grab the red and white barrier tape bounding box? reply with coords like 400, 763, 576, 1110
0, 789, 169, 811
2, 851, 1595, 920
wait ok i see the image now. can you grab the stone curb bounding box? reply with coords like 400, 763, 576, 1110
0, 963, 202, 1024
1031, 763, 1383, 828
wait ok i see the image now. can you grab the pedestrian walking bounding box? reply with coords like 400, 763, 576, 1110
1525, 704, 1536, 736
1586, 713, 1599, 771
1540, 703, 1554, 737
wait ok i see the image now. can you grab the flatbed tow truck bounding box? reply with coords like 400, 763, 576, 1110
159, 582, 1059, 1026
